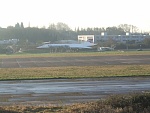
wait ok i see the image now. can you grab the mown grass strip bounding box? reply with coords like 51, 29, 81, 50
0, 65, 150, 80
0, 51, 150, 58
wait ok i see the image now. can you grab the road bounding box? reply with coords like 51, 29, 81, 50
0, 77, 150, 106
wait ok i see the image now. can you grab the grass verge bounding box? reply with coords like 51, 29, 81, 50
0, 65, 150, 80
0, 51, 150, 58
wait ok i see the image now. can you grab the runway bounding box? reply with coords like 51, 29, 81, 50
0, 55, 150, 68
0, 77, 150, 105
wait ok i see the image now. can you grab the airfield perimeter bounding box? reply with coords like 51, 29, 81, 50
0, 52, 150, 106
1, 54, 150, 68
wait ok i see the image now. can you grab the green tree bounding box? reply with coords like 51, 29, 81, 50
15, 23, 20, 28
105, 38, 117, 47
106, 27, 125, 35
21, 22, 24, 28
143, 38, 150, 47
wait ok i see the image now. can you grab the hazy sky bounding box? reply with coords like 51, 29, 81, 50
0, 0, 149, 31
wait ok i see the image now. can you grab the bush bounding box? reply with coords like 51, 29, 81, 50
105, 92, 150, 112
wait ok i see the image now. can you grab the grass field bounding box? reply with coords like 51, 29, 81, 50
0, 65, 150, 80
0, 50, 150, 58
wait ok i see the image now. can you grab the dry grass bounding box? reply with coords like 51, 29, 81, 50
0, 105, 63, 113
0, 65, 150, 80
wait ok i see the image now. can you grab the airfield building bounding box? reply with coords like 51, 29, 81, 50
78, 32, 150, 44
78, 35, 95, 43
0, 39, 19, 45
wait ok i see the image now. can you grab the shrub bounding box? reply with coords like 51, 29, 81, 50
105, 92, 150, 112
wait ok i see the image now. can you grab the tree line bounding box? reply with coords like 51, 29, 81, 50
0, 22, 150, 53
0, 22, 146, 43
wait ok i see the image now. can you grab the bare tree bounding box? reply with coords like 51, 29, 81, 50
118, 24, 139, 33
118, 24, 131, 32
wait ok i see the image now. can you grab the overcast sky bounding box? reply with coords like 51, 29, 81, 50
0, 0, 149, 31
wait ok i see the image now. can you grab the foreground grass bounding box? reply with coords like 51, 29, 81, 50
0, 65, 150, 80
0, 91, 150, 113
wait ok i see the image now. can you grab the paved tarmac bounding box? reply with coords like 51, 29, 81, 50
0, 55, 150, 68
0, 77, 150, 106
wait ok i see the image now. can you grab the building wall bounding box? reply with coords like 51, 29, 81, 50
78, 35, 95, 43
0, 39, 19, 44
78, 33, 150, 44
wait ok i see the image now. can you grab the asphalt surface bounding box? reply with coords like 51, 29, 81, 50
0, 77, 150, 106
0, 55, 150, 68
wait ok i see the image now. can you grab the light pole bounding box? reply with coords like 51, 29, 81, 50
126, 39, 128, 50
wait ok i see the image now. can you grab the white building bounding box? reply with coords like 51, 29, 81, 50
0, 39, 19, 45
78, 32, 150, 44
78, 35, 95, 43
